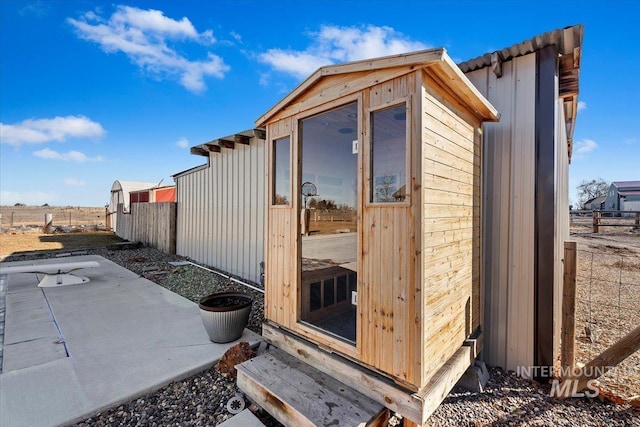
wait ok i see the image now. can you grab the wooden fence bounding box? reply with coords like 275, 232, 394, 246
592, 210, 640, 233
116, 202, 176, 254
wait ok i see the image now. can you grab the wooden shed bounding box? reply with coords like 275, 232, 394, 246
251, 48, 498, 424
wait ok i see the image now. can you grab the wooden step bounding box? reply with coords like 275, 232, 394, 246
237, 348, 387, 427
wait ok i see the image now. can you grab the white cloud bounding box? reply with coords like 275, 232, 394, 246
624, 138, 636, 146
33, 148, 104, 162
176, 137, 189, 148
64, 177, 86, 187
0, 115, 105, 147
258, 72, 270, 87
574, 139, 598, 155
19, 1, 50, 17
68, 6, 229, 92
259, 25, 429, 79
577, 101, 587, 111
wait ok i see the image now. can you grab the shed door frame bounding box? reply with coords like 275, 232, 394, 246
291, 93, 363, 358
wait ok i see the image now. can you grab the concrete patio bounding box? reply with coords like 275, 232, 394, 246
0, 255, 261, 427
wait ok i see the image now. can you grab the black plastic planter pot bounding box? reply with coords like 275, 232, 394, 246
198, 292, 253, 343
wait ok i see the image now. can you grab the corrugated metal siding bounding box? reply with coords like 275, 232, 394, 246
465, 52, 536, 372
554, 98, 570, 361
175, 140, 266, 284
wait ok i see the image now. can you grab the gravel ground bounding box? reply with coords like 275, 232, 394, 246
3, 244, 639, 426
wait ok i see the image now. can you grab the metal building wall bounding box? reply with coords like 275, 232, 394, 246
175, 139, 266, 284
554, 98, 570, 361
465, 53, 537, 372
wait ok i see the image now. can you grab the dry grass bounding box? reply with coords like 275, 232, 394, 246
0, 205, 118, 258
570, 217, 640, 402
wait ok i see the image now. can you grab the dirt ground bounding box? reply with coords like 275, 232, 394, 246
569, 216, 640, 402
0, 205, 119, 259
0, 230, 123, 259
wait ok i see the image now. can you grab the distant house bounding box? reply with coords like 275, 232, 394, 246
583, 195, 605, 210
604, 181, 640, 212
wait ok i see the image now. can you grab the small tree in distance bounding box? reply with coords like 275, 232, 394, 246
576, 178, 609, 209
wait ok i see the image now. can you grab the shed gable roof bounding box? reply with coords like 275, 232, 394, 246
255, 48, 499, 127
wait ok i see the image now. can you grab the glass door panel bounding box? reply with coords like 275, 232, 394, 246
299, 102, 358, 344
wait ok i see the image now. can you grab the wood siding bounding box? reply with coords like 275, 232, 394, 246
359, 74, 420, 385
421, 71, 482, 382
116, 202, 176, 254
465, 53, 537, 373
265, 117, 296, 324
175, 139, 266, 284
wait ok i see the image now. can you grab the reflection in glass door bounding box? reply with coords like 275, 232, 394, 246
299, 102, 358, 344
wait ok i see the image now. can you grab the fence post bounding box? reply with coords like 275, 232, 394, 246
560, 324, 640, 393
592, 210, 599, 233
635, 212, 640, 229
561, 241, 577, 373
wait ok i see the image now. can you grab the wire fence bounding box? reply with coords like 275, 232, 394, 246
0, 206, 106, 230
573, 245, 640, 401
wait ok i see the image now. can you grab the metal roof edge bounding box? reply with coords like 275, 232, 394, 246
171, 163, 209, 179
458, 24, 584, 72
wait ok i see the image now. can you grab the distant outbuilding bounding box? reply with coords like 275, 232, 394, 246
108, 180, 157, 231
604, 181, 640, 212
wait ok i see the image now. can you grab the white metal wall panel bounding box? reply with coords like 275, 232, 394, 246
554, 98, 569, 360
465, 53, 536, 372
175, 140, 266, 284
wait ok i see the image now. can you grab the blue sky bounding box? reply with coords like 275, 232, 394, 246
1, 0, 638, 207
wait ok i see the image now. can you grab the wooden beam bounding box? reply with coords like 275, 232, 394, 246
414, 345, 475, 424
559, 324, 640, 393
234, 134, 251, 145
561, 241, 577, 371
204, 143, 221, 153
253, 128, 266, 139
190, 146, 208, 157
490, 51, 502, 78
219, 138, 235, 149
